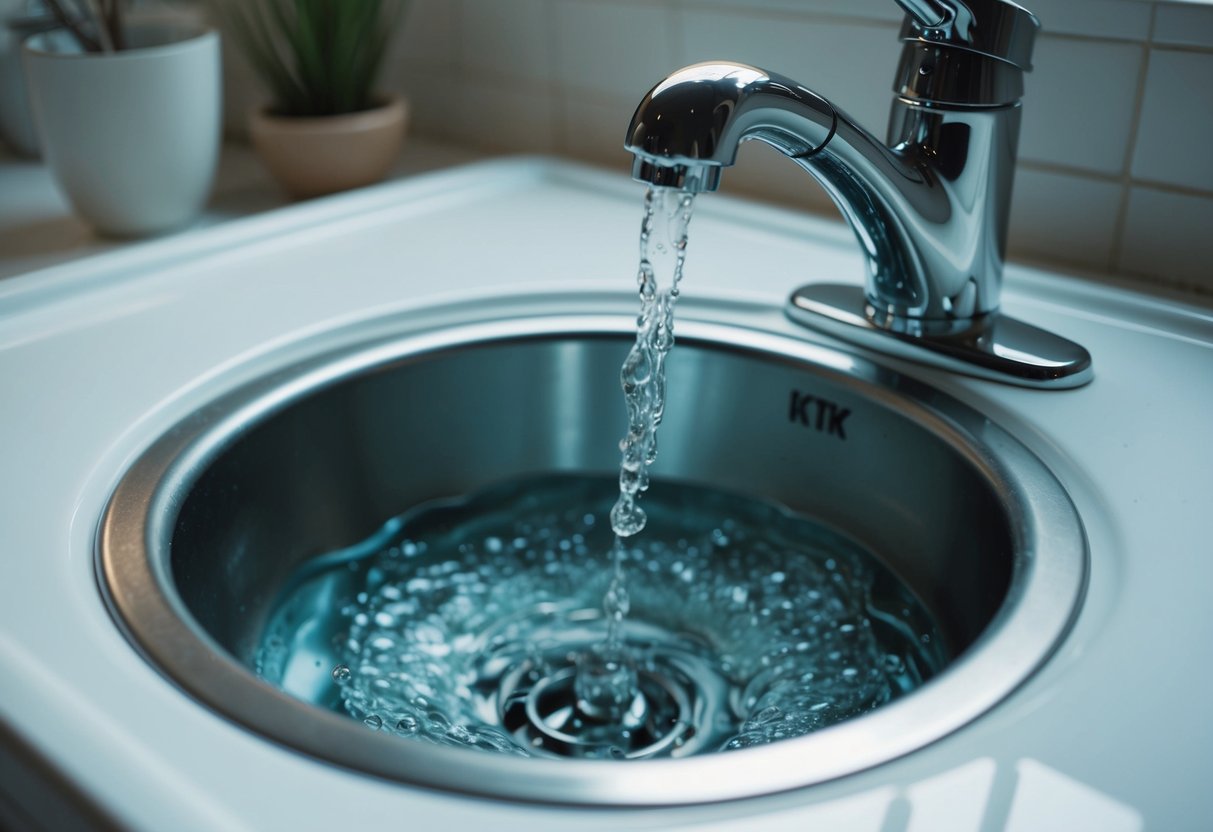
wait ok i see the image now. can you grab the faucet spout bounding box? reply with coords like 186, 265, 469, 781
625, 63, 837, 194
625, 59, 997, 324
623, 2, 1092, 388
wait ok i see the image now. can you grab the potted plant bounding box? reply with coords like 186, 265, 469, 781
216, 0, 408, 199
21, 1, 222, 236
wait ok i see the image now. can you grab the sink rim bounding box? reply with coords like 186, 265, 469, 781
96, 301, 1088, 806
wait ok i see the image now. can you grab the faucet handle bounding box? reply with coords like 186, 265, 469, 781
895, 0, 1040, 71
894, 0, 952, 27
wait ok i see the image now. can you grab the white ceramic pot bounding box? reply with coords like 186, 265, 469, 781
22, 22, 221, 237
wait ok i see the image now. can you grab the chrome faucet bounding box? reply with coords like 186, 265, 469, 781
624, 0, 1091, 388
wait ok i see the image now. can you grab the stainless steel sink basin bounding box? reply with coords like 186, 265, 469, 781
98, 305, 1086, 805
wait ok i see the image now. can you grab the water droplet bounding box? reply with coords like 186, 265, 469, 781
331, 664, 351, 683
363, 714, 383, 730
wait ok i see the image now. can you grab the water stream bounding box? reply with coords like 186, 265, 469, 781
573, 186, 695, 729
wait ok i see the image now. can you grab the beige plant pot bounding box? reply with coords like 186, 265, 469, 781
249, 95, 407, 199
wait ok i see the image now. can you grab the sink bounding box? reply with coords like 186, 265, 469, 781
2, 156, 1208, 827
98, 302, 1086, 805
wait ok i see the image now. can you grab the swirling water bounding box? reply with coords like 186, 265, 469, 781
255, 475, 946, 758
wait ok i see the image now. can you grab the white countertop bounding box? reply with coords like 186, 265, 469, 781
0, 138, 478, 281
1, 150, 1212, 830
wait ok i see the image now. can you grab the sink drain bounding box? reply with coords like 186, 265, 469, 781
499, 651, 699, 759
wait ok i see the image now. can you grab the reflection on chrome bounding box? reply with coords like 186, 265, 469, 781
624, 0, 1093, 388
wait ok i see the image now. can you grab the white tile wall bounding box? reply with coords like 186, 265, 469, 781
1121, 187, 1213, 291
1009, 166, 1124, 270
393, 0, 457, 70
455, 79, 560, 154
1153, 2, 1213, 47
680, 0, 902, 24
387, 0, 1213, 298
1131, 49, 1213, 190
1020, 36, 1144, 175
459, 0, 554, 84
553, 2, 679, 100
559, 95, 635, 167
1029, 0, 1152, 39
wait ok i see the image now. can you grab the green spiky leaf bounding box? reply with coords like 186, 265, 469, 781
211, 0, 407, 118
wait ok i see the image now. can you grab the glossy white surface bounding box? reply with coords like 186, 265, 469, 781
0, 158, 1211, 830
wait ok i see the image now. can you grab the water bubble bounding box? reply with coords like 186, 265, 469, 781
363, 714, 384, 730
259, 468, 944, 760
610, 499, 646, 538
331, 664, 352, 683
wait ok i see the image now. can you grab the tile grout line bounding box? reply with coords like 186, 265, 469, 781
1107, 5, 1156, 274
1016, 159, 1213, 201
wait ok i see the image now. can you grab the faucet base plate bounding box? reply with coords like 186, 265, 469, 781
787, 284, 1093, 389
